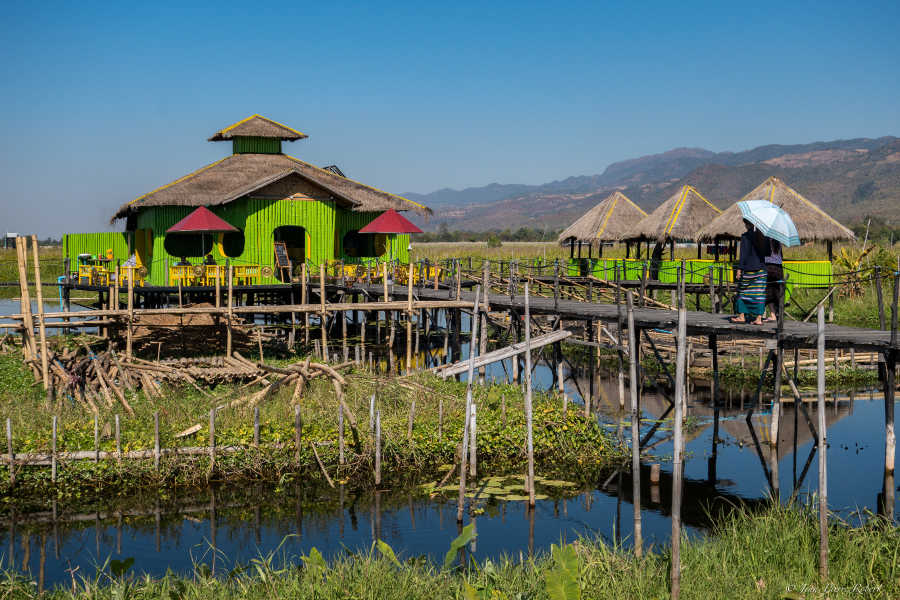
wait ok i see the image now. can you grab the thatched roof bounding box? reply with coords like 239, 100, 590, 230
557, 191, 647, 246
696, 176, 855, 242
621, 185, 721, 242
208, 115, 307, 141
112, 152, 431, 222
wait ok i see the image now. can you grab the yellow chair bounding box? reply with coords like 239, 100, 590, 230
77, 264, 110, 286
117, 265, 146, 286
169, 265, 198, 287
204, 265, 227, 286
234, 265, 262, 285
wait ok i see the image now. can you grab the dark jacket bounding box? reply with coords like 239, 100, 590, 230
738, 231, 765, 272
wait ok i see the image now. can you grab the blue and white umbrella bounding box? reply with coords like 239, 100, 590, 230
738, 200, 801, 247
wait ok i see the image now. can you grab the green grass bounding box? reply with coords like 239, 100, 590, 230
0, 504, 897, 598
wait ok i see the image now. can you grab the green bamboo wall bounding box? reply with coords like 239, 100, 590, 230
62, 232, 131, 268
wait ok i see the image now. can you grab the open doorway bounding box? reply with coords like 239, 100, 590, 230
273, 225, 307, 281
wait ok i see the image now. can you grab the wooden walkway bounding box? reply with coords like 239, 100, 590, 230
347, 283, 894, 352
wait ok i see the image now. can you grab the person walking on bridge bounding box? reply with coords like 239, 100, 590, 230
763, 237, 783, 322
731, 219, 767, 325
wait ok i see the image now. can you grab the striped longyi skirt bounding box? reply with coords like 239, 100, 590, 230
736, 269, 767, 317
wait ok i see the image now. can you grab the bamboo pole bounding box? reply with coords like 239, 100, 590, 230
154, 412, 160, 471
319, 263, 328, 362
626, 291, 642, 557
15, 238, 36, 364
30, 236, 49, 391
406, 262, 414, 374
226, 264, 233, 356
525, 283, 536, 507
126, 270, 134, 360
375, 409, 382, 486
7, 418, 14, 486
670, 267, 687, 600
209, 409, 216, 474
456, 285, 482, 522
817, 304, 828, 580
302, 262, 309, 344
51, 416, 57, 483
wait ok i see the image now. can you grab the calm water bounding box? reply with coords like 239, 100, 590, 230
0, 310, 896, 587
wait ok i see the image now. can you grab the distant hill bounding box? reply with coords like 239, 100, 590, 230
410, 136, 900, 231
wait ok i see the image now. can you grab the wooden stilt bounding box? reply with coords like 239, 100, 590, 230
224, 263, 233, 356
319, 263, 328, 362
126, 270, 134, 360
626, 291, 642, 556
670, 265, 687, 599
816, 305, 828, 580
30, 236, 50, 392
525, 283, 536, 507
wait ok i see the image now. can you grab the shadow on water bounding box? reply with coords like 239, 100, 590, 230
1, 308, 897, 587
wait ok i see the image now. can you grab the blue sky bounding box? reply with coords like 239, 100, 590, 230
1, 0, 899, 236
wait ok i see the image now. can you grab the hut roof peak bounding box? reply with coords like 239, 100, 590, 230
208, 115, 308, 142
621, 185, 721, 243
557, 191, 647, 246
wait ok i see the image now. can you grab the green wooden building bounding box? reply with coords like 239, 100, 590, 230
63, 115, 431, 285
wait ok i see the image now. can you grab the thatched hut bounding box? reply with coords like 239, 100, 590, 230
620, 185, 721, 259
696, 176, 855, 258
64, 115, 431, 285
557, 191, 647, 258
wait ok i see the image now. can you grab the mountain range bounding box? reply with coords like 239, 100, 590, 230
404, 136, 900, 232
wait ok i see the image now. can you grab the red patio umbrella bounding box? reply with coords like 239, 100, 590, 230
359, 209, 421, 263
358, 209, 422, 234
167, 206, 238, 233
167, 207, 238, 261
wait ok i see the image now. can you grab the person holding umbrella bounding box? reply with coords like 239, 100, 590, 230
731, 219, 768, 324
731, 199, 801, 325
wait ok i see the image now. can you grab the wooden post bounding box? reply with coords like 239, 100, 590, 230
302, 262, 309, 344
382, 262, 389, 302
826, 241, 834, 322
375, 409, 382, 486
553, 259, 560, 311
126, 270, 134, 360
456, 285, 482, 522
468, 403, 477, 477
339, 402, 345, 465
30, 236, 50, 391
115, 414, 121, 463
253, 406, 260, 448
626, 291, 642, 556
215, 268, 221, 308
480, 261, 489, 383
294, 404, 302, 466
816, 305, 828, 579
319, 263, 328, 362
670, 266, 687, 599
154, 412, 160, 471
7, 418, 14, 486
884, 274, 898, 517
209, 409, 216, 473
525, 283, 536, 507
51, 416, 57, 483
15, 238, 36, 364
226, 263, 233, 356
406, 262, 414, 374
94, 415, 99, 463
369, 393, 375, 433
